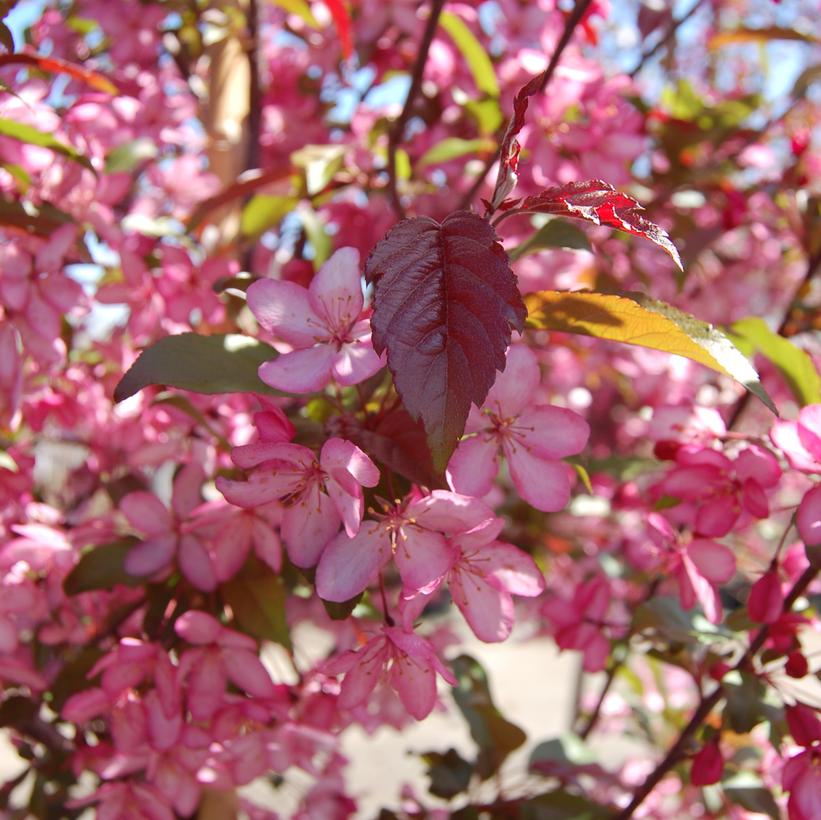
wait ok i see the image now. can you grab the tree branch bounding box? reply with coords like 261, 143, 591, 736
628, 0, 708, 79
386, 0, 447, 218
616, 562, 819, 820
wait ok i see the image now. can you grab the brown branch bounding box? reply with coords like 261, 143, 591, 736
246, 0, 261, 172
628, 0, 708, 79
386, 0, 447, 218
535, 0, 595, 96
616, 562, 819, 820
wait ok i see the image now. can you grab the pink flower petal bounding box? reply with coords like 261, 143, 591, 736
308, 247, 364, 330
694, 494, 739, 537
505, 443, 572, 512
734, 445, 781, 488
389, 652, 437, 720
223, 648, 276, 698
451, 568, 514, 642
176, 611, 223, 644
485, 541, 545, 596
687, 539, 736, 584
771, 419, 819, 473
178, 535, 217, 592
485, 345, 540, 418
797, 484, 821, 547
124, 533, 177, 576
798, 405, 821, 461
332, 340, 384, 386
259, 346, 335, 393
446, 435, 499, 498
515, 405, 590, 459
394, 527, 455, 594
321, 437, 380, 487
281, 488, 340, 567
247, 278, 320, 347
316, 523, 390, 601
120, 492, 171, 536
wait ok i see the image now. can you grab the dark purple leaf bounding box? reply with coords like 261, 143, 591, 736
365, 211, 525, 471
516, 180, 683, 269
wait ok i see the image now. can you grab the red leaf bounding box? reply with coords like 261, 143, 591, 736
0, 52, 118, 94
516, 180, 683, 269
347, 405, 444, 489
324, 0, 353, 60
365, 211, 525, 471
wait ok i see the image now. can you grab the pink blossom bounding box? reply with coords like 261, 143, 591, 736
325, 624, 456, 720
783, 749, 821, 820
658, 444, 781, 537
405, 517, 545, 642
647, 513, 736, 623
748, 568, 785, 624
217, 437, 379, 567
315, 490, 494, 602
121, 462, 213, 589
447, 345, 590, 512
771, 405, 821, 473
690, 740, 723, 786
796, 484, 821, 547
541, 577, 612, 672
248, 247, 384, 393
175, 611, 279, 721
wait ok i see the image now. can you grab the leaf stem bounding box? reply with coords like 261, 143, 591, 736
386, 0, 447, 218
616, 562, 818, 820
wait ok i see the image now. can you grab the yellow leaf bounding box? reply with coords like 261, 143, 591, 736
525, 290, 777, 414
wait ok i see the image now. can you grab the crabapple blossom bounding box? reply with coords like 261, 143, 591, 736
216, 437, 379, 567
248, 247, 384, 393
324, 624, 456, 720
658, 443, 781, 537
315, 489, 494, 602
447, 344, 590, 512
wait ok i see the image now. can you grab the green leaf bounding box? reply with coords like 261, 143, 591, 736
114, 333, 279, 402
269, 0, 320, 27
0, 117, 95, 174
451, 654, 526, 779
63, 538, 142, 595
529, 733, 597, 772
417, 137, 496, 168
1, 162, 31, 192
291, 144, 346, 196
105, 137, 158, 173
464, 98, 504, 134
723, 775, 780, 819
421, 748, 473, 799
520, 791, 610, 820
525, 290, 777, 415
240, 194, 296, 237
0, 195, 74, 237
221, 561, 291, 650
439, 11, 499, 98
298, 205, 332, 266
730, 317, 821, 406
723, 671, 767, 733
509, 219, 592, 261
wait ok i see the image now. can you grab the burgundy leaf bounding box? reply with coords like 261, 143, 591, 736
516, 180, 683, 269
364, 211, 525, 472
348, 405, 444, 489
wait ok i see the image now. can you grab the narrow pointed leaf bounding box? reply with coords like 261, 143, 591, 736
365, 211, 526, 471
513, 180, 682, 269
114, 333, 279, 402
730, 317, 821, 407
325, 0, 353, 59
439, 11, 499, 98
0, 118, 95, 174
525, 290, 776, 414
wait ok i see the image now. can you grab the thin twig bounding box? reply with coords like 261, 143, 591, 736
616, 562, 818, 820
726, 245, 821, 430
386, 0, 447, 218
628, 0, 708, 79
246, 0, 261, 172
535, 0, 595, 96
